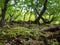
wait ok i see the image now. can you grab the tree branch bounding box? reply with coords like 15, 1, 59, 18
34, 0, 48, 24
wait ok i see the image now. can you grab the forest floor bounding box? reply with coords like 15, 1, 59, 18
0, 23, 60, 45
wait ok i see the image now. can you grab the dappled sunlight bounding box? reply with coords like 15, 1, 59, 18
0, 0, 60, 45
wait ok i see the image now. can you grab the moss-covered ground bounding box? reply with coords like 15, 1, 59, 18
0, 24, 60, 45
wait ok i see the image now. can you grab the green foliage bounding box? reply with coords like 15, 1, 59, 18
0, 0, 60, 24
0, 0, 4, 8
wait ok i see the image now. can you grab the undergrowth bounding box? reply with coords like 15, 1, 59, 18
0, 24, 60, 45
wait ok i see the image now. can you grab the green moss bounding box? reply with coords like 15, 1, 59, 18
0, 42, 3, 45
0, 25, 60, 45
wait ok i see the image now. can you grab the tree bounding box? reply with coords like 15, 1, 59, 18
0, 0, 60, 25
0, 0, 9, 26
33, 0, 48, 24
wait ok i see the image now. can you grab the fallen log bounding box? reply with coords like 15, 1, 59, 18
40, 25, 60, 32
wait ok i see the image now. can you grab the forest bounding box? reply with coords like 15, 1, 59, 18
0, 0, 60, 45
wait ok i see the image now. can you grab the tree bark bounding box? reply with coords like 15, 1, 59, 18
34, 0, 48, 24
1, 0, 9, 26
40, 25, 60, 32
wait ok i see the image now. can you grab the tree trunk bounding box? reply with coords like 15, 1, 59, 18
0, 0, 9, 26
34, 0, 48, 24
